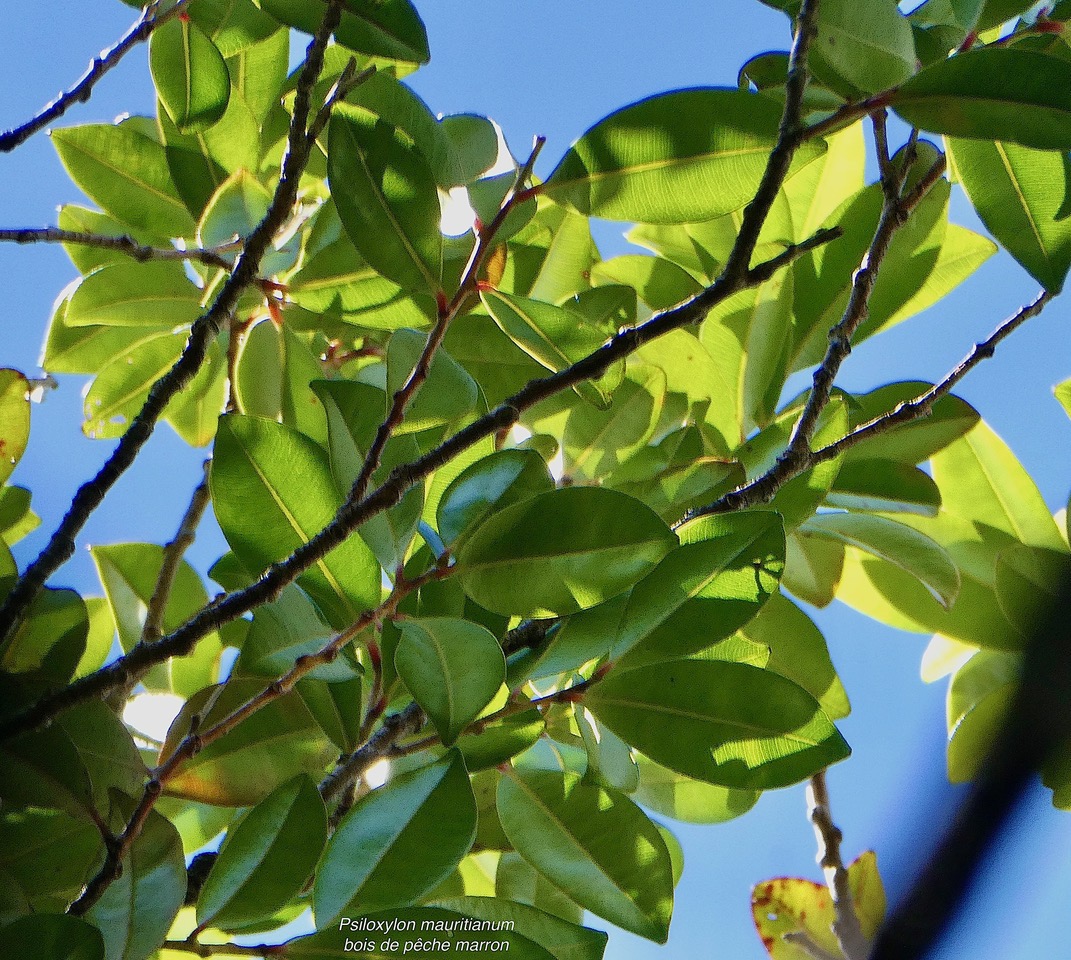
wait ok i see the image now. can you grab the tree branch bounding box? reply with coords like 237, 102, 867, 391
0, 0, 347, 649
0, 219, 840, 742
807, 770, 870, 960
160, 941, 285, 958
0, 0, 191, 153
0, 227, 239, 270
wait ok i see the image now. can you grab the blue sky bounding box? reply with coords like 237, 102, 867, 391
3, 2, 1071, 958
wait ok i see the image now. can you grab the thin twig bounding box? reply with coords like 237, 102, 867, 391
142, 461, 212, 645
307, 61, 377, 144
807, 770, 870, 960
160, 942, 285, 958
0, 0, 190, 153
0, 0, 347, 649
816, 290, 1053, 461
346, 136, 545, 508
0, 226, 841, 742
0, 228, 238, 270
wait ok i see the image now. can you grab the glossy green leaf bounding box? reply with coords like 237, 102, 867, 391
1, 587, 88, 688
189, 0, 280, 56
812, 0, 916, 95
52, 124, 195, 237
455, 703, 545, 772
57, 701, 149, 810
82, 332, 185, 440
544, 88, 824, 224
396, 617, 505, 745
211, 414, 381, 627
537, 511, 785, 677
827, 459, 942, 515
314, 752, 476, 923
892, 49, 1071, 150
151, 17, 230, 132
66, 261, 203, 328
2, 914, 105, 960
575, 707, 639, 793
90, 542, 223, 696
0, 486, 39, 546
385, 328, 479, 433
633, 754, 759, 824
198, 775, 327, 930
948, 137, 1071, 292
235, 320, 329, 445
456, 487, 677, 617
498, 769, 673, 942
436, 449, 554, 547
258, 0, 429, 62
85, 806, 186, 960
329, 105, 442, 294
480, 289, 616, 408
495, 851, 583, 924
0, 723, 96, 819
801, 513, 960, 608
435, 897, 608, 960
741, 593, 850, 720
198, 169, 272, 247
587, 660, 849, 789
160, 680, 336, 805
0, 370, 29, 484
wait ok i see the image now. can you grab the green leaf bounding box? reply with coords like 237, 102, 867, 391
496, 851, 583, 924
434, 897, 609, 960
801, 513, 960, 608
0, 486, 39, 546
235, 321, 329, 445
2, 915, 105, 960
0, 809, 101, 913
497, 769, 673, 942
385, 329, 479, 433
258, 0, 429, 62
189, 0, 280, 57
329, 105, 443, 294
456, 487, 677, 617
891, 49, 1071, 150
812, 0, 916, 95
827, 459, 942, 515
82, 332, 186, 440
66, 261, 204, 328
211, 414, 381, 628
633, 754, 759, 824
741, 593, 850, 720
0, 370, 29, 484
52, 123, 196, 237
90, 543, 223, 696
164, 336, 228, 446
57, 701, 150, 811
1, 587, 88, 688
160, 680, 337, 805
480, 290, 617, 408
198, 169, 272, 247
0, 723, 96, 819
396, 617, 505, 745
948, 137, 1071, 292
587, 660, 849, 789
536, 511, 785, 677
85, 806, 186, 960
197, 775, 327, 930
543, 88, 825, 224
150, 17, 231, 132
314, 751, 476, 923
436, 450, 554, 548
563, 367, 666, 481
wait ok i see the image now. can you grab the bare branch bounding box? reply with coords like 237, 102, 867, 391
0, 0, 191, 153
142, 461, 212, 645
307, 61, 377, 144
0, 0, 347, 648
160, 941, 286, 958
817, 290, 1053, 462
0, 227, 238, 270
0, 227, 841, 741
807, 771, 870, 960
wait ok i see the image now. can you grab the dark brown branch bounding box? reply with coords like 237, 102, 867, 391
307, 61, 376, 145
161, 941, 285, 958
0, 0, 190, 153
817, 290, 1053, 462
0, 0, 347, 649
142, 461, 212, 645
807, 771, 869, 960
688, 150, 946, 520
0, 226, 841, 743
347, 136, 545, 507
0, 227, 238, 271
